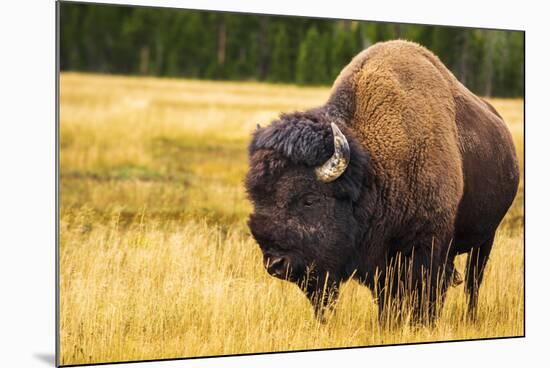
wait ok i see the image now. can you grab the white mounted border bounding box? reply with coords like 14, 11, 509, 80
0, 1, 548, 368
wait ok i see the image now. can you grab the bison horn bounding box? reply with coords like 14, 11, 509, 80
315, 123, 350, 182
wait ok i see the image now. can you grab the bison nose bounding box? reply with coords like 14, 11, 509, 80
265, 256, 290, 279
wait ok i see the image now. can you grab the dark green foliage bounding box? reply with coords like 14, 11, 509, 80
330, 25, 357, 80
296, 27, 329, 85
60, 2, 524, 97
269, 25, 292, 82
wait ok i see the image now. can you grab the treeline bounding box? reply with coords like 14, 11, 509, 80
60, 3, 524, 97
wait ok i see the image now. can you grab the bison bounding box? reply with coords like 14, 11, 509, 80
245, 40, 519, 323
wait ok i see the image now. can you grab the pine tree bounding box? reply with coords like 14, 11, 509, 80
269, 25, 292, 82
296, 27, 328, 85
330, 25, 357, 80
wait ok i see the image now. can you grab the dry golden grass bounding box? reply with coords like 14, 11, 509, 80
59, 73, 524, 365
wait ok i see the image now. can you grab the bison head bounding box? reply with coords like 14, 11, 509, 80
245, 111, 370, 318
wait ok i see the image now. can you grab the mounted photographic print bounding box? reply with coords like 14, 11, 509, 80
57, 1, 525, 366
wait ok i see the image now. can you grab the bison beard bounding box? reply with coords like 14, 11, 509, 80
245, 40, 520, 324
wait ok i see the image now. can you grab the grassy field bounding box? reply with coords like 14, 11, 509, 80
59, 73, 524, 365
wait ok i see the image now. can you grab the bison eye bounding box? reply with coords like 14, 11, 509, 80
301, 194, 319, 207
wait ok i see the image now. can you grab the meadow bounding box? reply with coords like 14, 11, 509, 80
59, 73, 524, 365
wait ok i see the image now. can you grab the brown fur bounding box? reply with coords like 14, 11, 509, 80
328, 40, 519, 316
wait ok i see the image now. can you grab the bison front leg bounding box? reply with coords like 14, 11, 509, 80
302, 274, 340, 323
408, 245, 455, 324
376, 244, 455, 325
